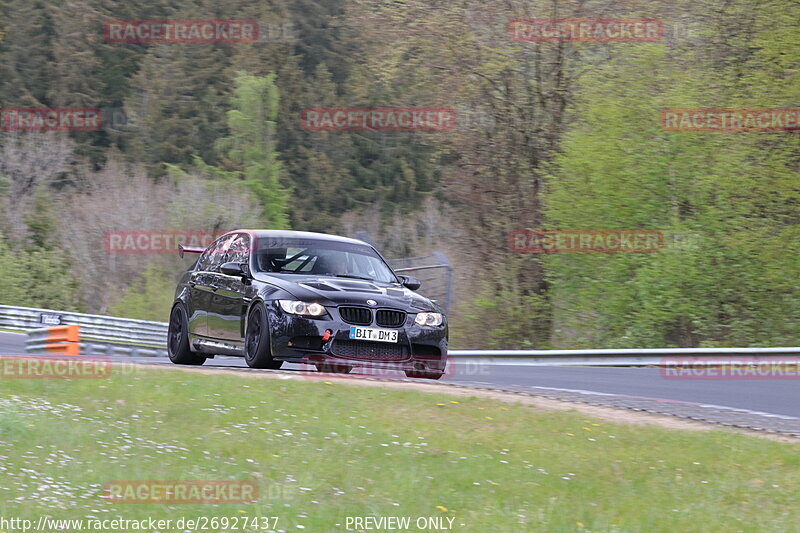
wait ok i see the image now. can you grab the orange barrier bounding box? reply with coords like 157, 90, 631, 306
44, 325, 80, 355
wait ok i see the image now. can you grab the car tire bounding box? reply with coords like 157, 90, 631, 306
167, 304, 206, 365
244, 302, 283, 369
404, 370, 444, 380
316, 363, 353, 374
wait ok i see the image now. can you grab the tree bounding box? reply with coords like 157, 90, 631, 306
213, 73, 290, 229
344, 0, 587, 347
545, 0, 800, 347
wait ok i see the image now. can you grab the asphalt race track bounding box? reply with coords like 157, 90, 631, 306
1, 330, 798, 435
0, 331, 26, 354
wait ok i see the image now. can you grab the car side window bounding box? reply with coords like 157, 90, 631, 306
226, 234, 250, 265
197, 235, 232, 272
196, 246, 215, 272
209, 235, 236, 272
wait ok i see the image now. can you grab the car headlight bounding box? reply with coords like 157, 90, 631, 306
278, 300, 327, 317
414, 312, 443, 327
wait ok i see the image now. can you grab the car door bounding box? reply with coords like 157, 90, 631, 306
206, 233, 253, 342
188, 235, 232, 339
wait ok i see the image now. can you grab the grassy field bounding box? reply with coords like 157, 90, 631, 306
0, 365, 798, 532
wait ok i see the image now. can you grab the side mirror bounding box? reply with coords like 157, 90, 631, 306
399, 275, 421, 291
220, 262, 245, 276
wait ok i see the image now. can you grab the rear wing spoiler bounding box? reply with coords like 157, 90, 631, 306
179, 245, 205, 258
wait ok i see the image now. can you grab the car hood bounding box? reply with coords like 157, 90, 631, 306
253, 274, 439, 312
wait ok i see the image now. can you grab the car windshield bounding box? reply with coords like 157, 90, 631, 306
253, 237, 398, 283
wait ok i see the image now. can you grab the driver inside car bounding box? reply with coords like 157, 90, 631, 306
258, 248, 287, 272
314, 253, 348, 276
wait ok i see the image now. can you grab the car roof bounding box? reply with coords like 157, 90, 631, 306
225, 229, 372, 247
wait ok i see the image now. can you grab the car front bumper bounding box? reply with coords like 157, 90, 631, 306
267, 302, 448, 372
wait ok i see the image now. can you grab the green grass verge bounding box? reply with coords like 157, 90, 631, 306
0, 366, 797, 532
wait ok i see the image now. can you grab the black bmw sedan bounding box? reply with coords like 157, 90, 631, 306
167, 230, 448, 379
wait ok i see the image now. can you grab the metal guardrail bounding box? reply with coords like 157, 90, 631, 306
2, 304, 167, 356
79, 342, 166, 358
448, 347, 800, 366
7, 304, 800, 365
451, 347, 800, 356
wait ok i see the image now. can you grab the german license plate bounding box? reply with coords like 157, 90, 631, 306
349, 326, 399, 343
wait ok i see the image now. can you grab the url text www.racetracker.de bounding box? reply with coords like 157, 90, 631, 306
0, 516, 280, 532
